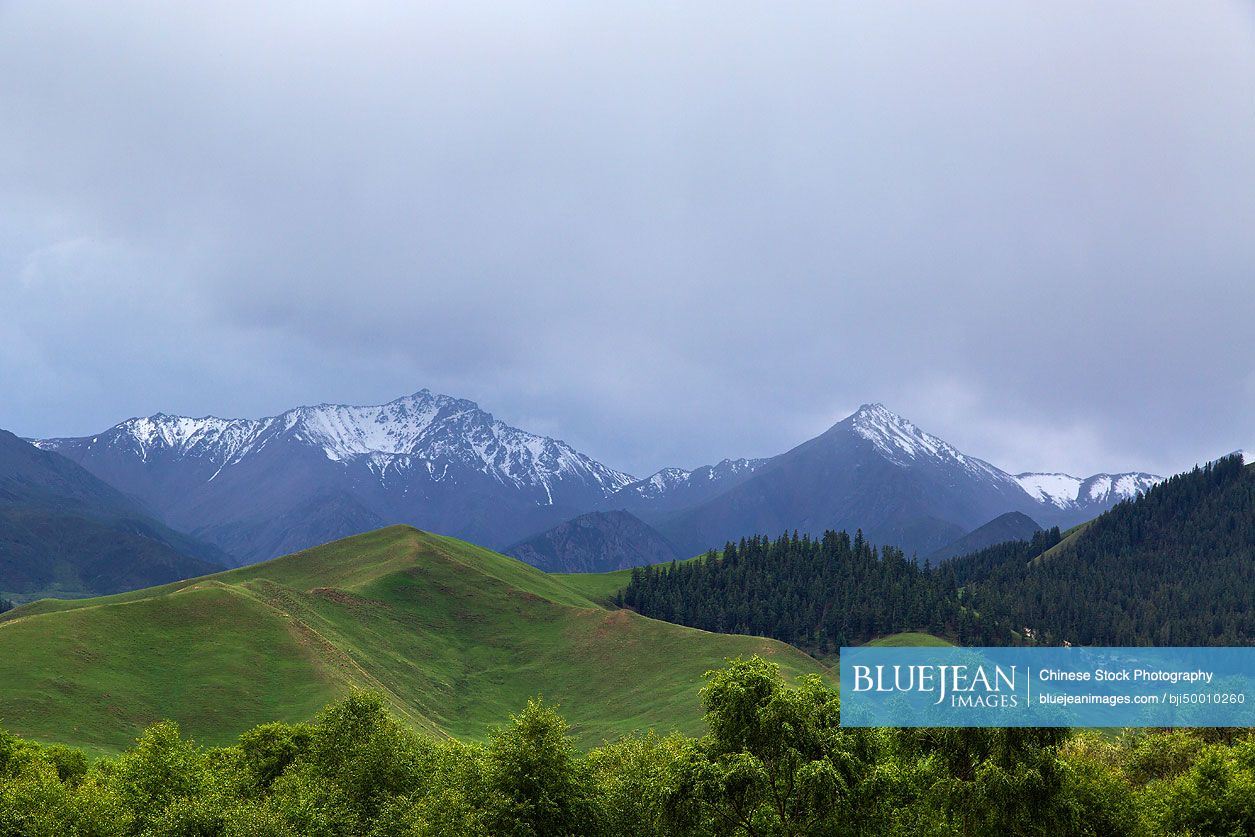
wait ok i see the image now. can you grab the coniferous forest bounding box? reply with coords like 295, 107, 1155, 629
619, 530, 986, 653
949, 456, 1255, 646
623, 457, 1255, 651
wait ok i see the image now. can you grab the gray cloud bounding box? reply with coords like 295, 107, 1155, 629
1, 1, 1252, 478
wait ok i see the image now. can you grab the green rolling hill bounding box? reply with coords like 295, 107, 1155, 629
0, 525, 825, 754
863, 631, 953, 647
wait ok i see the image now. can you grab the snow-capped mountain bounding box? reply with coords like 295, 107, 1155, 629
631, 467, 694, 499
36, 390, 634, 564
643, 403, 1162, 558
646, 403, 1043, 556
1016, 472, 1162, 511
42, 391, 634, 501
839, 404, 1162, 520
848, 403, 1023, 486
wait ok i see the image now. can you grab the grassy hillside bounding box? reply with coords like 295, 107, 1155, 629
863, 631, 953, 647
552, 566, 636, 604
0, 526, 824, 754
554, 550, 711, 605
1029, 519, 1093, 565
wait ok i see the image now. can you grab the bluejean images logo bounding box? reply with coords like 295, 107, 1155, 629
839, 647, 1255, 728
851, 662, 1020, 709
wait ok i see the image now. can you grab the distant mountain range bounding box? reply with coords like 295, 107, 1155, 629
1014, 471, 1163, 514
29, 391, 1163, 571
0, 429, 224, 598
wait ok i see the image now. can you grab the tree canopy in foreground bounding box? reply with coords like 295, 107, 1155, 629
2, 657, 1252, 836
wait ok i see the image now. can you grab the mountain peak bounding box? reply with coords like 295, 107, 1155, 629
847, 403, 948, 459
853, 402, 894, 417
838, 402, 1020, 490
390, 388, 481, 414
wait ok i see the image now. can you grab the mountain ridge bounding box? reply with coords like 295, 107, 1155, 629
30, 392, 1164, 569
1015, 471, 1162, 512
36, 389, 634, 502
34, 390, 637, 564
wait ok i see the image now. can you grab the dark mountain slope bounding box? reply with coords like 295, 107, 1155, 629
929, 511, 1042, 561
505, 510, 679, 572
0, 429, 224, 598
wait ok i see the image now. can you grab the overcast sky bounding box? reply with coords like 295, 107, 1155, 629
1, 2, 1252, 479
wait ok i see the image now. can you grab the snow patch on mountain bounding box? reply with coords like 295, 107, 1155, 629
1017, 471, 1161, 509
1082, 473, 1161, 505
705, 458, 766, 479
116, 414, 268, 465
1015, 473, 1084, 508
1086, 475, 1114, 502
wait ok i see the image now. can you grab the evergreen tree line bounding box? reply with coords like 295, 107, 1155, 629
0, 598, 12, 615
622, 455, 1255, 649
618, 529, 1008, 653
3, 658, 1253, 836
949, 455, 1255, 646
